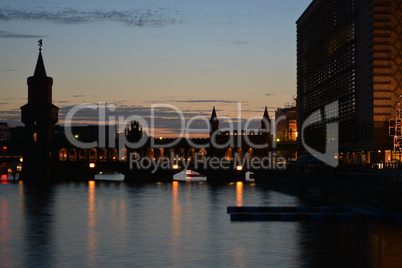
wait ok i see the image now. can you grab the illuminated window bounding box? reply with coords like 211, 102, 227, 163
59, 148, 67, 161
33, 132, 37, 142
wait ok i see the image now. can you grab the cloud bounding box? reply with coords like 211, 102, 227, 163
0, 7, 184, 28
1, 102, 272, 135
0, 110, 22, 127
175, 99, 243, 104
54, 100, 73, 104
71, 94, 98, 98
265, 93, 274, 96
56, 103, 211, 135
1, 68, 19, 71
0, 30, 47, 38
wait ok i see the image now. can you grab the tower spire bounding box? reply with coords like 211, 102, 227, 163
209, 106, 219, 135
263, 106, 270, 120
210, 106, 217, 120
33, 39, 47, 77
261, 106, 270, 130
34, 51, 47, 77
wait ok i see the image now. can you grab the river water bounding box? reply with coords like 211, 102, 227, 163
1, 175, 402, 267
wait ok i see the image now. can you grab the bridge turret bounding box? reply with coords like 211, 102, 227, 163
126, 120, 143, 142
209, 106, 219, 136
261, 106, 270, 131
260, 106, 271, 155
20, 41, 59, 181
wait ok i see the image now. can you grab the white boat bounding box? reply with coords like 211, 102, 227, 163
173, 170, 207, 182
94, 172, 125, 181
245, 171, 255, 182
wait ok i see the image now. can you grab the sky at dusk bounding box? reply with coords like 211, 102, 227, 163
0, 0, 312, 137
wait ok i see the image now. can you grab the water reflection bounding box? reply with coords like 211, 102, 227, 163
370, 223, 402, 267
233, 248, 246, 268
170, 181, 182, 264
0, 199, 11, 267
0, 180, 401, 266
23, 183, 55, 267
87, 180, 97, 266
236, 181, 243, 206
298, 222, 372, 267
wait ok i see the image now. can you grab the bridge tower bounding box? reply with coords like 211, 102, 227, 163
209, 106, 219, 135
126, 121, 143, 142
209, 106, 220, 157
20, 42, 59, 181
261, 106, 271, 155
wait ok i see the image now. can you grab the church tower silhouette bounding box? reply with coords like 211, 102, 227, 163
261, 106, 271, 154
20, 41, 59, 180
209, 106, 219, 136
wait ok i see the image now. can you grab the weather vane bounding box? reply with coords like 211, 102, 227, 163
38, 39, 43, 51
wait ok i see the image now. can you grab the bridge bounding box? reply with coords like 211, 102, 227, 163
52, 120, 277, 182
17, 43, 283, 182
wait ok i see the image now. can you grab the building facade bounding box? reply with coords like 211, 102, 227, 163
275, 107, 297, 142
297, 0, 402, 164
275, 107, 297, 161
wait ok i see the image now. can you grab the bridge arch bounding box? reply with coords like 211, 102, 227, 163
99, 148, 107, 162
131, 151, 139, 159
199, 148, 207, 161
168, 148, 175, 159
79, 149, 87, 161
146, 148, 155, 160
119, 148, 127, 161
89, 148, 97, 162
247, 148, 253, 160
188, 148, 195, 160
69, 148, 77, 161
179, 148, 185, 160
157, 148, 164, 160
225, 148, 233, 161
59, 148, 67, 161
109, 148, 118, 162
237, 148, 243, 161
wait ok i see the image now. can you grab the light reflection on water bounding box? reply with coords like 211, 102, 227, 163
0, 179, 402, 267
87, 180, 96, 266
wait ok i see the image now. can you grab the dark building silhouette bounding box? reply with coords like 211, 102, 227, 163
275, 106, 297, 161
208, 107, 271, 159
20, 47, 59, 180
54, 125, 117, 145
297, 0, 402, 164
0, 122, 11, 141
125, 121, 144, 142
209, 106, 219, 136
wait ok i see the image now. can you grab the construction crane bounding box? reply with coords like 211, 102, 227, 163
389, 94, 402, 160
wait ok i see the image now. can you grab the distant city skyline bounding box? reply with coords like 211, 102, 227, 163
0, 0, 311, 136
